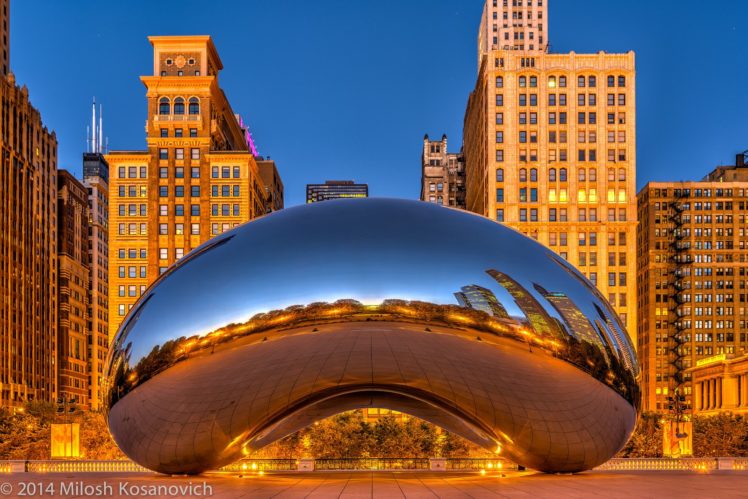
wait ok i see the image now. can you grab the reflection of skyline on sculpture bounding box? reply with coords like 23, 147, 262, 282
106, 199, 639, 476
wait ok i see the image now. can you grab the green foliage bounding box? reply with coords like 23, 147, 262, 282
617, 412, 663, 458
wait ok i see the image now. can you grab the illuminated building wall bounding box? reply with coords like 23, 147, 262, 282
688, 353, 748, 416
488, 270, 562, 338
421, 134, 466, 209
306, 180, 368, 203
0, 71, 58, 409
1, 0, 8, 76
57, 170, 90, 409
463, 47, 637, 345
533, 283, 601, 348
106, 36, 269, 340
477, 0, 549, 62
637, 157, 748, 413
82, 153, 109, 410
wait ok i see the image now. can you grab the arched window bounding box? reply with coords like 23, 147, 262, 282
519, 168, 527, 182
529, 76, 537, 88
530, 168, 538, 182
589, 168, 597, 181
579, 168, 586, 182
588, 75, 597, 88
496, 76, 503, 88
548, 76, 557, 88
560, 168, 568, 182
549, 168, 557, 182
578, 75, 586, 88
519, 76, 527, 87
608, 168, 615, 182
173, 97, 185, 115
159, 97, 170, 115
618, 168, 626, 181
607, 75, 615, 87
189, 97, 200, 115
496, 168, 504, 182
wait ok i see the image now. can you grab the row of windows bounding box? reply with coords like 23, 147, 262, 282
159, 223, 201, 236
160, 128, 198, 138
118, 284, 148, 298
158, 97, 200, 115
158, 185, 202, 197
496, 167, 628, 183
159, 148, 200, 160
117, 249, 147, 260
118, 204, 147, 217
496, 74, 626, 89
118, 185, 147, 198
496, 93, 627, 107
117, 166, 147, 179
498, 112, 626, 126
117, 223, 147, 235
496, 148, 628, 163
118, 266, 147, 279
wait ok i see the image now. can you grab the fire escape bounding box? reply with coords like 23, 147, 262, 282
668, 188, 691, 424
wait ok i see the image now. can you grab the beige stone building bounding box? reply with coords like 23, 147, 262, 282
463, 49, 637, 340
420, 134, 466, 209
0, 31, 58, 408
688, 353, 748, 416
636, 156, 748, 413
106, 36, 270, 340
57, 170, 90, 409
478, 0, 548, 61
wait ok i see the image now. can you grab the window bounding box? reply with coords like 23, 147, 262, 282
519, 94, 527, 106
191, 186, 200, 197
191, 204, 200, 216
559, 168, 567, 182
160, 128, 168, 138
211, 166, 219, 178
496, 168, 504, 182
496, 149, 504, 162
191, 167, 200, 178
496, 131, 504, 143
159, 186, 168, 197
233, 166, 241, 178
549, 168, 557, 182
578, 75, 585, 87
559, 76, 567, 87
159, 248, 168, 260
589, 76, 596, 88
189, 129, 198, 138
519, 76, 527, 87
175, 204, 184, 216
159, 224, 168, 235
191, 223, 200, 235
175, 148, 184, 160
607, 75, 615, 87
496, 76, 504, 88
618, 75, 626, 87
175, 128, 183, 138
519, 168, 527, 182
189, 97, 200, 115
159, 97, 170, 115
175, 185, 184, 197
496, 94, 504, 106
159, 149, 168, 160
191, 148, 200, 160
496, 209, 504, 222
519, 209, 527, 221
530, 168, 538, 182
530, 76, 537, 87
174, 97, 185, 115
496, 112, 504, 125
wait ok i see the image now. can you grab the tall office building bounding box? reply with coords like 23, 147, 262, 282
306, 180, 368, 203
82, 137, 110, 409
257, 157, 284, 213
421, 134, 466, 209
636, 153, 748, 413
57, 170, 90, 409
454, 284, 508, 318
478, 0, 548, 62
106, 36, 271, 339
464, 1, 637, 342
0, 4, 58, 408
1, 0, 8, 76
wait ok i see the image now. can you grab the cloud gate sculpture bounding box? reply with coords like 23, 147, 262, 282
105, 198, 639, 474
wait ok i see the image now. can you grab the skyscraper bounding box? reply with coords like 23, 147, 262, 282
454, 284, 509, 318
1, 0, 8, 77
256, 157, 284, 213
636, 153, 748, 413
0, 0, 58, 409
477, 0, 549, 62
306, 180, 368, 203
464, 1, 637, 343
57, 170, 90, 409
82, 139, 110, 410
421, 134, 466, 209
106, 36, 272, 340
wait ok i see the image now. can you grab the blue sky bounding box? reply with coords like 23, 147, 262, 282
10, 0, 748, 206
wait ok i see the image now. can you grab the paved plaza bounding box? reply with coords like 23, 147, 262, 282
2, 471, 747, 498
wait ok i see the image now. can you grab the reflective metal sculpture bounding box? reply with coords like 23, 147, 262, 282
105, 198, 639, 474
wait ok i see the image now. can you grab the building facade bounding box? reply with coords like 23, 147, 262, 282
0, 74, 58, 408
478, 0, 548, 61
1, 0, 8, 77
82, 152, 109, 410
420, 134, 466, 209
257, 157, 284, 213
57, 170, 90, 409
306, 180, 368, 203
463, 49, 637, 341
688, 353, 748, 416
106, 36, 269, 340
636, 157, 748, 413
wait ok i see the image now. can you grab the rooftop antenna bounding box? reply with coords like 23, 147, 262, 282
91, 98, 97, 153
98, 104, 103, 154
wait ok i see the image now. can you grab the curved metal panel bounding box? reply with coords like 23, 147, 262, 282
105, 198, 639, 474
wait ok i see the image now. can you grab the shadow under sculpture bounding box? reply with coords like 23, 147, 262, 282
104, 198, 640, 474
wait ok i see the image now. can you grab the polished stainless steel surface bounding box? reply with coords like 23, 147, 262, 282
105, 198, 639, 474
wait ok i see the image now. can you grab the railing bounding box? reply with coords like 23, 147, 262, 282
314, 458, 430, 471
220, 459, 297, 472
446, 458, 517, 471
3, 458, 747, 474
596, 458, 717, 471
